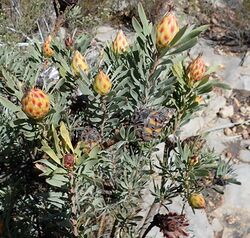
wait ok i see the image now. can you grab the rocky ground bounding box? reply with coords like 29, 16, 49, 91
93, 21, 250, 237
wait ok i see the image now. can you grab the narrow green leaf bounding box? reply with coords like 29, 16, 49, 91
194, 169, 210, 177
76, 79, 94, 96
89, 146, 100, 159
46, 177, 66, 187
52, 174, 69, 182
35, 159, 58, 170
196, 83, 213, 94
41, 141, 61, 165
176, 25, 209, 46
172, 62, 184, 79
211, 81, 231, 90
132, 17, 143, 34
120, 126, 126, 139
169, 38, 198, 55
169, 25, 188, 47
53, 168, 68, 174
52, 124, 62, 156
0, 96, 20, 112
60, 122, 74, 152
138, 3, 149, 33
195, 76, 210, 88
47, 197, 65, 205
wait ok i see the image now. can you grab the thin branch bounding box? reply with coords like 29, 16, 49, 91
43, 18, 50, 33
204, 119, 250, 133
139, 202, 159, 238
100, 98, 107, 138
141, 222, 155, 238
109, 218, 118, 238
97, 214, 107, 237
6, 26, 33, 42
36, 21, 44, 42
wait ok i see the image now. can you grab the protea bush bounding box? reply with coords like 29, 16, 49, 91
0, 3, 240, 238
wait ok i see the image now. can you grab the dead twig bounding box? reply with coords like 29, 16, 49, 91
204, 119, 250, 133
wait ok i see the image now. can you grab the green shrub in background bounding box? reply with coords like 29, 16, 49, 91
0, 0, 50, 43
0, 3, 240, 238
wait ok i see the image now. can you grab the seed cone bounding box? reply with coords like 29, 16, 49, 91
43, 35, 54, 58
21, 88, 50, 119
187, 55, 206, 82
93, 70, 112, 96
133, 107, 175, 141
153, 212, 189, 238
156, 12, 179, 48
188, 193, 206, 209
112, 30, 129, 54
71, 50, 89, 75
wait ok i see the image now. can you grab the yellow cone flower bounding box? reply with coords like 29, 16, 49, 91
93, 70, 112, 96
156, 12, 179, 48
188, 193, 206, 209
112, 30, 129, 54
187, 55, 206, 82
71, 50, 89, 75
43, 35, 54, 58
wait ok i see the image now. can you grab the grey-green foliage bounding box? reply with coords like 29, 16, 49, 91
0, 2, 240, 238
0, 0, 52, 43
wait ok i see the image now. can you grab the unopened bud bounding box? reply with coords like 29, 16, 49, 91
188, 193, 206, 209
63, 154, 75, 169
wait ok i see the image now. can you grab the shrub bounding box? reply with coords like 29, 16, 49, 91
0, 3, 240, 237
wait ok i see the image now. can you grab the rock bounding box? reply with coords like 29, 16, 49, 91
242, 129, 249, 139
111, 0, 138, 12
224, 128, 233, 136
230, 114, 244, 123
235, 125, 246, 134
246, 106, 250, 113
223, 88, 233, 98
233, 97, 241, 108
210, 164, 250, 238
225, 215, 238, 225
225, 151, 233, 159
180, 117, 205, 139
212, 218, 224, 232
240, 106, 247, 114
202, 94, 227, 124
218, 105, 234, 118
37, 67, 60, 87
206, 131, 227, 154
239, 150, 250, 163
220, 164, 250, 209
246, 106, 250, 117
232, 126, 237, 133
95, 25, 117, 42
